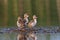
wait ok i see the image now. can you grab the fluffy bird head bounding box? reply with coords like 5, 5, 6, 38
24, 13, 29, 18
33, 15, 37, 19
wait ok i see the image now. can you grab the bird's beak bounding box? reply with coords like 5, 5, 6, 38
27, 15, 29, 18
35, 17, 37, 19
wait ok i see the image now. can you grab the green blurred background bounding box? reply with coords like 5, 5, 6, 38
0, 0, 60, 27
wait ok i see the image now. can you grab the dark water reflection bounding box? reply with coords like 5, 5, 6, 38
0, 33, 60, 40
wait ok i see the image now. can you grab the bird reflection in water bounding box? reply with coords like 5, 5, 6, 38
27, 31, 37, 40
17, 33, 27, 40
17, 31, 37, 40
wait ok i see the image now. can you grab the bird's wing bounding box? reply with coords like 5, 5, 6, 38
28, 20, 33, 27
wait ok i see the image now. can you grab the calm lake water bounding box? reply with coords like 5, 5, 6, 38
0, 33, 60, 40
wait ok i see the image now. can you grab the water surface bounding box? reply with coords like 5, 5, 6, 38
0, 33, 60, 40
